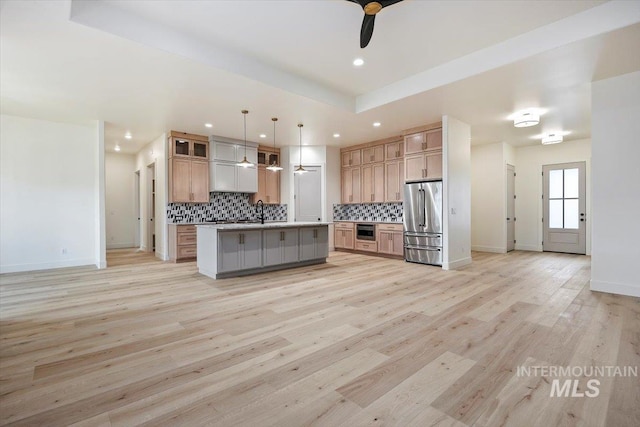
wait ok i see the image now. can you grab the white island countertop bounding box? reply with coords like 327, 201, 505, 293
196, 221, 332, 231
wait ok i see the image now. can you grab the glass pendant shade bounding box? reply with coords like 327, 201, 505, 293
266, 117, 283, 171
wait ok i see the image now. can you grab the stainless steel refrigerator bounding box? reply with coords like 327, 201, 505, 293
403, 181, 443, 266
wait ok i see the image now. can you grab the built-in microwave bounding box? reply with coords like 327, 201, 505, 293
356, 223, 375, 241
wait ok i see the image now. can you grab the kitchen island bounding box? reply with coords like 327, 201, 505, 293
196, 222, 329, 279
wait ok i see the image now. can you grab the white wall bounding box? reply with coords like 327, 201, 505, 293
105, 153, 136, 249
0, 114, 103, 273
135, 133, 168, 260
514, 139, 591, 253
591, 71, 640, 297
471, 142, 507, 253
442, 115, 472, 270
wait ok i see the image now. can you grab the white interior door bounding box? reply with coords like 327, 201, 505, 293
506, 164, 515, 252
294, 166, 322, 222
543, 162, 586, 254
134, 170, 141, 248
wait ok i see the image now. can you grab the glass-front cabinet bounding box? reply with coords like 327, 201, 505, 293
171, 136, 209, 160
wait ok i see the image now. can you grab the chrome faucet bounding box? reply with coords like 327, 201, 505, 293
256, 200, 265, 224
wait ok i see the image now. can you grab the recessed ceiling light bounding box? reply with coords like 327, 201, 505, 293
259, 134, 267, 138
205, 123, 213, 128
124, 132, 132, 139
114, 145, 121, 152
333, 133, 340, 138
373, 122, 381, 127
353, 58, 364, 67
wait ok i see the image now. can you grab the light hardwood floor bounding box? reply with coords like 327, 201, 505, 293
0, 251, 638, 426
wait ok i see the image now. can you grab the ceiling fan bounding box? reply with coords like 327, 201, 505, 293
347, 0, 404, 48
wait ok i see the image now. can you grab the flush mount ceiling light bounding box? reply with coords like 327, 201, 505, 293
259, 134, 266, 138
373, 122, 381, 127
266, 118, 283, 172
333, 133, 340, 138
205, 123, 213, 128
124, 132, 132, 139
513, 111, 540, 127
237, 110, 254, 168
114, 145, 121, 152
294, 123, 307, 174
353, 58, 364, 66
541, 133, 563, 145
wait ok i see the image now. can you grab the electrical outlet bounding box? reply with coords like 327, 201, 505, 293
61, 248, 67, 255
451, 208, 456, 215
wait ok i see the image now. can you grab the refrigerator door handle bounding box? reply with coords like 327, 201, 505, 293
418, 188, 426, 226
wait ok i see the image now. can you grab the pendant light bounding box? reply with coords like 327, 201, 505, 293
266, 117, 283, 172
293, 123, 306, 174
237, 109, 253, 168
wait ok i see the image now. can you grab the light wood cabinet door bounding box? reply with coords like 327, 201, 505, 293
265, 167, 280, 204
378, 230, 403, 256
190, 161, 210, 203
362, 164, 384, 203
385, 141, 404, 160
341, 150, 362, 167
425, 128, 442, 151
171, 158, 191, 202
425, 152, 443, 179
404, 132, 426, 155
405, 154, 425, 182
255, 167, 267, 203
385, 160, 403, 202
362, 145, 384, 164
342, 167, 361, 203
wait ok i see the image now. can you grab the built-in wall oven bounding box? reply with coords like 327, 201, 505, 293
356, 223, 376, 241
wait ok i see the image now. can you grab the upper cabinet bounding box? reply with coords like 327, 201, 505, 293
341, 149, 362, 167
170, 132, 209, 161
385, 140, 404, 160
209, 138, 259, 193
404, 128, 442, 155
362, 145, 384, 164
404, 127, 443, 182
169, 132, 209, 203
253, 145, 281, 204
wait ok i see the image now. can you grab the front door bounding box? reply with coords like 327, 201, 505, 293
543, 162, 586, 254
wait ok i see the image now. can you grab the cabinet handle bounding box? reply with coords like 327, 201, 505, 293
349, 159, 352, 166
280, 231, 284, 241
267, 195, 270, 203
313, 229, 318, 238
371, 194, 373, 202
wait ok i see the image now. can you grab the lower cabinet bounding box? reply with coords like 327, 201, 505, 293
218, 230, 262, 272
169, 224, 197, 262
377, 224, 404, 256
299, 227, 329, 261
263, 228, 299, 266
334, 223, 355, 250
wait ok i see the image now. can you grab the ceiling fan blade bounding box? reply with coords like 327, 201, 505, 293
379, 0, 403, 8
360, 13, 375, 48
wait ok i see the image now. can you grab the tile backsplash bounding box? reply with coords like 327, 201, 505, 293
168, 192, 287, 224
333, 202, 403, 222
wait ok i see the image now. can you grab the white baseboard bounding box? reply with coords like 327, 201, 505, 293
442, 257, 472, 271
96, 260, 107, 269
590, 280, 640, 298
106, 242, 136, 250
0, 258, 96, 274
156, 251, 168, 261
471, 245, 506, 253
514, 244, 541, 252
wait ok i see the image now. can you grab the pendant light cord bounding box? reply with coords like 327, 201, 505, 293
299, 124, 303, 166
243, 110, 248, 157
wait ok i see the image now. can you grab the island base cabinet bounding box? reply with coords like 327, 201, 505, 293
299, 227, 329, 261
263, 229, 299, 266
218, 230, 262, 273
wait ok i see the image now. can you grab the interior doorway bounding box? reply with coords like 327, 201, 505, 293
506, 164, 515, 252
294, 165, 322, 222
542, 161, 586, 254
147, 163, 156, 253
134, 170, 141, 249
